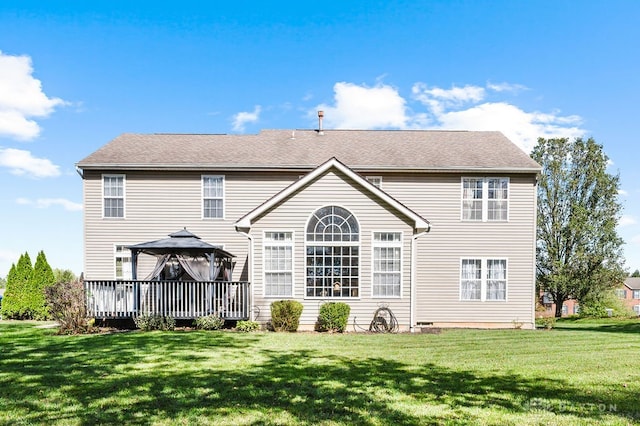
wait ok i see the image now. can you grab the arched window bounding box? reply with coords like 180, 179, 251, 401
306, 206, 359, 298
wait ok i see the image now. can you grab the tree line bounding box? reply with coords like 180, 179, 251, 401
0, 251, 77, 320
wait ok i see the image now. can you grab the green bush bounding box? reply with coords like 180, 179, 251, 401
317, 302, 351, 332
536, 316, 556, 330
194, 314, 225, 330
135, 314, 176, 331
270, 300, 303, 332
579, 289, 633, 318
44, 280, 89, 334
236, 320, 260, 332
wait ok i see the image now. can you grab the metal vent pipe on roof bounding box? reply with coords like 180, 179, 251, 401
317, 110, 324, 135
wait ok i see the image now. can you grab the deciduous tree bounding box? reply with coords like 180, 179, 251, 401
532, 137, 625, 317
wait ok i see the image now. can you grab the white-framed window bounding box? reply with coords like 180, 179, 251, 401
633, 305, 640, 315
202, 175, 224, 219
103, 174, 125, 218
633, 290, 640, 299
114, 245, 132, 280
366, 176, 382, 189
460, 258, 507, 301
461, 177, 509, 221
306, 206, 360, 298
615, 289, 626, 298
264, 231, 294, 297
372, 232, 402, 297
561, 305, 568, 315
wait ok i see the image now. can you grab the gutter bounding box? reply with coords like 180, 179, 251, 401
410, 226, 431, 333
236, 228, 255, 321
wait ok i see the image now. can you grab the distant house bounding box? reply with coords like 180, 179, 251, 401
620, 277, 640, 315
76, 127, 541, 330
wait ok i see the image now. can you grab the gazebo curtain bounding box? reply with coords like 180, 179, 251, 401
176, 255, 211, 282
144, 253, 229, 281
145, 254, 171, 280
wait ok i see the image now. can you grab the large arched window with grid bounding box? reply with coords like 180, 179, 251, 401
305, 206, 360, 298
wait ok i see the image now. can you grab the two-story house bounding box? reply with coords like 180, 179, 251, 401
76, 128, 541, 330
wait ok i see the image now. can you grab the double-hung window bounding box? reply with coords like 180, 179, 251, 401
103, 174, 125, 218
366, 176, 382, 189
264, 232, 294, 297
114, 245, 132, 280
372, 232, 402, 297
462, 177, 509, 221
202, 175, 224, 219
633, 290, 640, 299
460, 258, 507, 301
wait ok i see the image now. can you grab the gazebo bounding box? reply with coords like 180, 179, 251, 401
84, 229, 250, 321
127, 228, 235, 282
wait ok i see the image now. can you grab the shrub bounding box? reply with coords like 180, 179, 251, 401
194, 314, 225, 330
44, 280, 90, 334
579, 289, 633, 318
270, 300, 303, 332
317, 302, 351, 332
537, 316, 556, 330
135, 314, 176, 331
236, 320, 260, 332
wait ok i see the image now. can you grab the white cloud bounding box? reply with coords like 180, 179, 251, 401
231, 105, 261, 132
0, 51, 66, 140
486, 82, 529, 93
434, 102, 584, 153
316, 82, 408, 129
620, 215, 637, 227
619, 189, 628, 196
631, 234, 640, 245
314, 81, 586, 154
0, 148, 60, 178
17, 197, 82, 211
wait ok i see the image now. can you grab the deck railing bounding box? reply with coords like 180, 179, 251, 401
84, 280, 250, 320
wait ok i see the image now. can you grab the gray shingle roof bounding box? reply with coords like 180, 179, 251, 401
76, 129, 541, 173
625, 277, 640, 290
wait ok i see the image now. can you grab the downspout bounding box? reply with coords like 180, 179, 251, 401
236, 228, 254, 321
411, 225, 431, 333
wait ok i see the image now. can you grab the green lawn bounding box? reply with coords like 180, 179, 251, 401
1, 320, 639, 425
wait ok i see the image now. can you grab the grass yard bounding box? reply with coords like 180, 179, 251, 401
0, 319, 639, 425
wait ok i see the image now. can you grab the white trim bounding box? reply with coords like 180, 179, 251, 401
460, 177, 510, 222
459, 257, 508, 302
366, 176, 383, 189
113, 243, 132, 280
102, 174, 126, 219
371, 231, 403, 299
235, 157, 430, 233
262, 230, 295, 298
202, 174, 225, 220
304, 205, 361, 300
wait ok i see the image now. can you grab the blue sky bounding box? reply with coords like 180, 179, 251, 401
1, 1, 640, 277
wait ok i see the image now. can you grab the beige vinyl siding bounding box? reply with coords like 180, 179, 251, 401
83, 165, 537, 329
248, 170, 413, 329
83, 170, 299, 280
381, 173, 536, 326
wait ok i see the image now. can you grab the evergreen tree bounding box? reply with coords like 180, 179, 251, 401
30, 251, 56, 319
532, 137, 626, 317
1, 253, 34, 319
1, 263, 18, 318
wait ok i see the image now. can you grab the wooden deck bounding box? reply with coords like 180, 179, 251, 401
84, 280, 250, 320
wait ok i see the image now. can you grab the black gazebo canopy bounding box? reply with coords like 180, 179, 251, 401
126, 228, 235, 281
